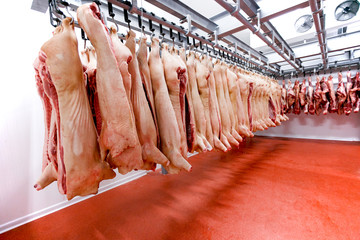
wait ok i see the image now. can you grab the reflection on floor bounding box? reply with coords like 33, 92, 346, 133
1, 136, 360, 240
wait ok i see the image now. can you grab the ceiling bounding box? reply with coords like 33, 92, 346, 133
145, 0, 360, 74
40, 0, 360, 76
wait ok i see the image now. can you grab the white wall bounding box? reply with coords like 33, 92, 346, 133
256, 113, 360, 141
0, 1, 146, 233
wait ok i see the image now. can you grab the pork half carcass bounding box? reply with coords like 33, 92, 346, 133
227, 66, 252, 137
314, 77, 322, 115
109, 26, 133, 103
223, 63, 243, 142
307, 77, 315, 115
148, 38, 191, 174
186, 52, 211, 152
125, 30, 169, 170
349, 73, 358, 107
336, 72, 347, 115
235, 69, 254, 137
353, 72, 360, 113
196, 56, 215, 148
344, 72, 353, 115
179, 48, 196, 153
326, 75, 337, 112
281, 80, 288, 114
214, 60, 239, 147
137, 36, 157, 127
320, 76, 330, 115
77, 3, 143, 174
204, 56, 230, 151
293, 80, 301, 115
161, 44, 188, 157
320, 76, 329, 102
299, 79, 307, 109
34, 17, 115, 200
287, 80, 295, 112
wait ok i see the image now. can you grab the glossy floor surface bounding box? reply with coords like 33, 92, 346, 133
1, 137, 360, 240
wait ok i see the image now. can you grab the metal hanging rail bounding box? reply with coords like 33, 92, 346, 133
42, 0, 278, 75
144, 0, 268, 62
215, 0, 301, 71
281, 58, 360, 79
107, 0, 278, 74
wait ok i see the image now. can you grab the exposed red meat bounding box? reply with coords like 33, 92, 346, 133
326, 75, 337, 112
293, 80, 301, 115
336, 72, 347, 115
179, 48, 196, 153
307, 77, 315, 115
314, 76, 322, 115
287, 80, 295, 112
320, 76, 329, 103
281, 80, 288, 113
344, 72, 353, 115
80, 47, 102, 135
349, 72, 358, 107
299, 79, 307, 108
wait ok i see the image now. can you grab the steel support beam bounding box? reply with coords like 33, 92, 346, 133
144, 0, 271, 66
215, 0, 300, 71
108, 0, 278, 73
261, 1, 309, 22
219, 25, 247, 38
309, 0, 327, 68
281, 57, 360, 78
145, 0, 217, 33
236, 0, 302, 67
216, 1, 309, 38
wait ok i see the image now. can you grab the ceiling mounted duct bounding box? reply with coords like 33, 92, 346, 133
294, 15, 314, 33
335, 0, 359, 21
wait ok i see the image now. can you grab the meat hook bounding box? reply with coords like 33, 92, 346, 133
108, 3, 119, 32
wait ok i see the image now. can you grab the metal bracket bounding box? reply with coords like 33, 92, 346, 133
231, 0, 240, 16
254, 9, 261, 33
214, 27, 219, 47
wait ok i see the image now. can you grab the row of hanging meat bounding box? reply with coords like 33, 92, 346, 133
282, 72, 360, 115
33, 3, 287, 200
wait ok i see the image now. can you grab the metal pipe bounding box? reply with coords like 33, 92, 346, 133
309, 0, 327, 68
215, 0, 300, 71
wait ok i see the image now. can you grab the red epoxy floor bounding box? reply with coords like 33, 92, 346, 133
1, 137, 360, 240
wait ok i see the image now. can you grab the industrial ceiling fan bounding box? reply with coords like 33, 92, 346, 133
294, 15, 314, 33
335, 0, 359, 21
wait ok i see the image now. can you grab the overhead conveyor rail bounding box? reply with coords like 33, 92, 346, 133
214, 0, 302, 72
34, 0, 360, 79
39, 0, 281, 75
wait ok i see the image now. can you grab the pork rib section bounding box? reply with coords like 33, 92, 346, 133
77, 3, 143, 174
34, 18, 115, 200
80, 46, 102, 135
148, 38, 191, 174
